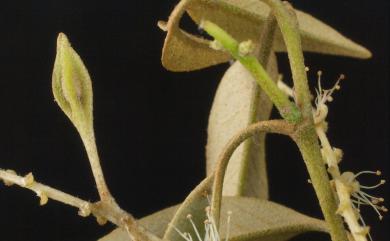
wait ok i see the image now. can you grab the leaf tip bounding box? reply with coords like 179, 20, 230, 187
157, 21, 167, 31
359, 47, 372, 59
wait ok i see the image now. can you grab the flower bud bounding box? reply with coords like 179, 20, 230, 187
52, 33, 93, 130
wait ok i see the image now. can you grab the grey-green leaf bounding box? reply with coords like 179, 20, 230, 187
99, 175, 213, 241
99, 198, 328, 241
160, 0, 371, 71
158, 0, 230, 72
163, 175, 214, 241
206, 53, 278, 198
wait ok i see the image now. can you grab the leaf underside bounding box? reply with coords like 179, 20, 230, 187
160, 0, 371, 71
99, 198, 328, 241
99, 176, 328, 241
206, 53, 278, 198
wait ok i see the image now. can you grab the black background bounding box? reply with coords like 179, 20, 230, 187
0, 0, 388, 241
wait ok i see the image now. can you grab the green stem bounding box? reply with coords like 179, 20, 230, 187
202, 20, 301, 123
238, 14, 278, 197
79, 128, 112, 203
261, 0, 312, 118
292, 126, 347, 241
211, 120, 294, 228
73, 105, 113, 203
259, 1, 348, 240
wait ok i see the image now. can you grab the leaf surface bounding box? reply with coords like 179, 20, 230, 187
160, 0, 371, 71
99, 198, 328, 241
206, 53, 278, 198
99, 176, 328, 241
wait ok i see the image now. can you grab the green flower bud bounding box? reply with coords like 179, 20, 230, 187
52, 33, 93, 130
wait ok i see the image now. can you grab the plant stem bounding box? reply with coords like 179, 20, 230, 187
211, 120, 294, 228
202, 20, 301, 123
292, 126, 348, 241
0, 168, 159, 241
79, 125, 112, 203
261, 1, 348, 240
238, 13, 277, 198
261, 0, 312, 118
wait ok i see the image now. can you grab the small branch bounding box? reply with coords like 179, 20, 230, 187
237, 13, 277, 198
79, 126, 113, 203
0, 169, 88, 208
0, 168, 159, 241
201, 20, 301, 123
211, 120, 294, 228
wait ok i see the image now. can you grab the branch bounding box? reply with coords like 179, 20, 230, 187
0, 168, 159, 241
211, 120, 294, 228
79, 127, 113, 203
237, 13, 277, 198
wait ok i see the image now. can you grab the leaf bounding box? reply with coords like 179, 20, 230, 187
206, 53, 278, 198
98, 176, 213, 241
160, 0, 371, 71
100, 176, 328, 241
162, 174, 329, 241
99, 197, 328, 241
158, 0, 230, 72
163, 176, 214, 241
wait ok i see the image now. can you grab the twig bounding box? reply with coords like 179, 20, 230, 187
211, 119, 294, 228
237, 12, 277, 198
0, 168, 159, 241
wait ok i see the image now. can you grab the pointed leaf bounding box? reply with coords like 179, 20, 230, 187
159, 0, 230, 72
160, 0, 371, 71
98, 176, 213, 241
162, 176, 328, 241
206, 53, 278, 198
99, 196, 329, 241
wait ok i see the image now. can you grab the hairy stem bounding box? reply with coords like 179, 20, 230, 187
211, 120, 294, 228
0, 168, 158, 241
261, 0, 312, 117
79, 124, 112, 203
238, 13, 277, 198
292, 125, 348, 241
261, 1, 348, 240
202, 20, 301, 123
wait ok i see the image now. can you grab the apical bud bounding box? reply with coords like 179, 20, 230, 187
52, 33, 93, 131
